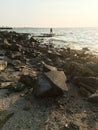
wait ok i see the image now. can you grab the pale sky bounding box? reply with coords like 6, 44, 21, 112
0, 0, 98, 27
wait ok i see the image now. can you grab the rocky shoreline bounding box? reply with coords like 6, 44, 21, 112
0, 31, 98, 130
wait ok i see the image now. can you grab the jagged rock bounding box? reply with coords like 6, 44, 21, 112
42, 62, 57, 72
44, 71, 67, 89
33, 71, 68, 97
0, 60, 7, 71
88, 92, 98, 103
73, 77, 98, 94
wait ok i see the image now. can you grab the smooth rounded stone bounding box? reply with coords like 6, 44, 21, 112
42, 62, 57, 72
33, 71, 68, 98
0, 60, 7, 71
88, 92, 98, 103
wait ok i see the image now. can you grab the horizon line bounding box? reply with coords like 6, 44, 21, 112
1, 26, 98, 28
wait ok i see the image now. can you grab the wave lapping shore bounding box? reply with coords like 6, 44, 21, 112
0, 31, 98, 130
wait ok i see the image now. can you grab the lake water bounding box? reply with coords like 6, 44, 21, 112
1, 27, 98, 52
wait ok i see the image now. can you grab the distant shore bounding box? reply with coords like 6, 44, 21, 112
0, 27, 13, 29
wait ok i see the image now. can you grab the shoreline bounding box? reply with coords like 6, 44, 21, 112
0, 31, 98, 130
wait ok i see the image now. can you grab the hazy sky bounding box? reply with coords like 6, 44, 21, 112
0, 0, 98, 27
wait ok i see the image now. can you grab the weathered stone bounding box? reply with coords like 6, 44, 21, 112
73, 77, 98, 94
88, 92, 98, 103
33, 71, 68, 97
0, 60, 7, 71
44, 71, 67, 91
42, 62, 57, 72
33, 75, 53, 97
64, 61, 95, 77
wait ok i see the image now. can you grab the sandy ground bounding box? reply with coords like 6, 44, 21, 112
0, 84, 98, 130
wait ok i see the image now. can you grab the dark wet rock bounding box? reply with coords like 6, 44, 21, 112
8, 82, 25, 92
20, 74, 36, 88
10, 44, 22, 51
33, 71, 68, 97
42, 62, 57, 72
0, 60, 7, 71
73, 77, 98, 94
88, 91, 98, 103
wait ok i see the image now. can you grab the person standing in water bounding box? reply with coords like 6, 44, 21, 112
50, 28, 53, 34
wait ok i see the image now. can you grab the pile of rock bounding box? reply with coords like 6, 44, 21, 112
0, 31, 98, 103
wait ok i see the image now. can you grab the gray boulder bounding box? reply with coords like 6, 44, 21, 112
33, 71, 68, 97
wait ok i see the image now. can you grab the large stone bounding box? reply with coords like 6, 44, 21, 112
44, 71, 67, 90
88, 92, 98, 103
33, 71, 68, 97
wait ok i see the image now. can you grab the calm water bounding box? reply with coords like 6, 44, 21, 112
1, 27, 98, 52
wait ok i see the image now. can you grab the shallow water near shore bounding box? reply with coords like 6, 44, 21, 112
1, 27, 98, 53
